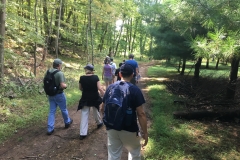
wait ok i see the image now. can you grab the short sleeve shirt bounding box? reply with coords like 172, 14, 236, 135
103, 82, 145, 132
125, 60, 138, 76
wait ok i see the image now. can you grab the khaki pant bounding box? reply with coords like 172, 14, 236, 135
80, 106, 102, 136
107, 129, 141, 160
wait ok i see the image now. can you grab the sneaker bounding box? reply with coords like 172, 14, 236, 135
97, 123, 103, 129
47, 129, 54, 135
79, 135, 87, 140
65, 119, 73, 128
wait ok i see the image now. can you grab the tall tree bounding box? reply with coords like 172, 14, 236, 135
0, 0, 6, 79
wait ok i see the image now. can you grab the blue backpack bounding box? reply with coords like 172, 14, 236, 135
103, 81, 133, 131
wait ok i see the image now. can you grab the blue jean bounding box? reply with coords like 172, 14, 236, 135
47, 93, 71, 132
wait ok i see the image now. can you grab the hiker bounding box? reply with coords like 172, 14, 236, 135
115, 62, 123, 81
102, 58, 113, 89
110, 58, 117, 83
78, 64, 104, 140
100, 64, 148, 160
125, 54, 139, 85
45, 59, 73, 135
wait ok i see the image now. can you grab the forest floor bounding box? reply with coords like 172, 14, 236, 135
0, 61, 154, 160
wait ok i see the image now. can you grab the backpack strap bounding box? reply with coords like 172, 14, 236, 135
51, 69, 60, 75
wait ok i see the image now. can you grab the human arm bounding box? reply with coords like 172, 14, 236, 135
136, 105, 148, 147
97, 81, 104, 96
79, 83, 83, 91
102, 67, 104, 80
59, 72, 67, 89
100, 102, 104, 114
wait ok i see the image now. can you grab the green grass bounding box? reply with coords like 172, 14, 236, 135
144, 63, 240, 160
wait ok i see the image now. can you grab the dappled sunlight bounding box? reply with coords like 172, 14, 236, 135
142, 77, 169, 82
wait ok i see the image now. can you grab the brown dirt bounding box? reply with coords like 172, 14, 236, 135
0, 61, 155, 160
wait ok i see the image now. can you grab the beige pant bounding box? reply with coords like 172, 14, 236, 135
107, 129, 141, 160
80, 106, 102, 136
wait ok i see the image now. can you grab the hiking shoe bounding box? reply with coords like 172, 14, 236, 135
65, 119, 73, 128
79, 135, 87, 140
47, 129, 54, 135
97, 123, 103, 129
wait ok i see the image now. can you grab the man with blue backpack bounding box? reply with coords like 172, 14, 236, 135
100, 64, 148, 160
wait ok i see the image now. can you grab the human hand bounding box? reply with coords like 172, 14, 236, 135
141, 133, 148, 148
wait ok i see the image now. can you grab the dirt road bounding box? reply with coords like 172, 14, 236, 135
0, 62, 153, 160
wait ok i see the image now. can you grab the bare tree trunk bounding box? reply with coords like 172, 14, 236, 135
114, 20, 124, 56
55, 0, 63, 58
41, 0, 49, 62
215, 58, 220, 69
130, 18, 139, 53
226, 56, 239, 99
194, 57, 202, 78
206, 58, 209, 68
89, 0, 94, 65
33, 0, 38, 76
180, 58, 186, 75
0, 0, 6, 79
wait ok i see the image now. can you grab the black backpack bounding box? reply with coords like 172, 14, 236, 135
43, 70, 60, 96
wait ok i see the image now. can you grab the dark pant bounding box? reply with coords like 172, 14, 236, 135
130, 76, 137, 85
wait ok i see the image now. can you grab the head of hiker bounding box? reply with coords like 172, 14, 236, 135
120, 64, 134, 77
84, 64, 94, 74
53, 58, 63, 69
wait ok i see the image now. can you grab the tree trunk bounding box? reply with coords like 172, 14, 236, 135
0, 0, 6, 79
89, 0, 94, 65
55, 0, 63, 58
130, 18, 139, 53
226, 57, 239, 99
194, 57, 202, 78
114, 19, 124, 57
33, 0, 38, 76
206, 58, 209, 68
215, 58, 220, 69
180, 58, 186, 75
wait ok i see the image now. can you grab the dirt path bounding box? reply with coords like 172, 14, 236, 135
0, 61, 154, 160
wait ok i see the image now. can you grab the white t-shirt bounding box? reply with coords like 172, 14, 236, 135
110, 62, 117, 75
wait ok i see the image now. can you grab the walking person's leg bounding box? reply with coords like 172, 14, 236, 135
92, 106, 103, 127
55, 93, 72, 125
119, 130, 141, 160
80, 106, 90, 137
107, 130, 123, 160
47, 96, 57, 133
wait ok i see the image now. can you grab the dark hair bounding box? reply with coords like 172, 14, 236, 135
119, 62, 123, 67
129, 54, 134, 58
110, 58, 113, 61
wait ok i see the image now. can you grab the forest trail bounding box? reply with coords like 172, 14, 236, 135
0, 61, 155, 160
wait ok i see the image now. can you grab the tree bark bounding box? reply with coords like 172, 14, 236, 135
0, 0, 6, 79
194, 57, 202, 78
55, 0, 63, 58
33, 0, 38, 76
206, 58, 209, 68
226, 56, 239, 99
180, 58, 186, 75
215, 58, 220, 69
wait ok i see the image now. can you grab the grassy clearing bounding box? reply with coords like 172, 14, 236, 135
144, 62, 240, 160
